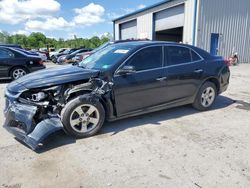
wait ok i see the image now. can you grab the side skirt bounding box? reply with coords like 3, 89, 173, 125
107, 97, 194, 122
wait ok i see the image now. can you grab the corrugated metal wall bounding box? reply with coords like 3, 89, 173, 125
196, 0, 250, 62
183, 0, 195, 44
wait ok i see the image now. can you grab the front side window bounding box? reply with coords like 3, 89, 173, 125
166, 46, 192, 66
127, 46, 163, 71
0, 49, 13, 58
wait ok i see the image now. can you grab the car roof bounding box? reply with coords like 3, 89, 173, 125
0, 46, 40, 58
112, 40, 177, 47
110, 41, 212, 59
0, 44, 22, 48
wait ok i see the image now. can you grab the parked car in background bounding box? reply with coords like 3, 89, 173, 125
50, 48, 68, 61
34, 51, 48, 61
0, 44, 22, 49
29, 49, 48, 62
63, 48, 93, 64
57, 54, 67, 64
53, 48, 79, 64
38, 48, 50, 60
73, 51, 92, 62
0, 46, 45, 80
3, 41, 230, 150
72, 40, 149, 63
71, 42, 113, 63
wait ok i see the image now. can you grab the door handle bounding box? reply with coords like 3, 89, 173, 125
194, 69, 203, 73
156, 77, 167, 81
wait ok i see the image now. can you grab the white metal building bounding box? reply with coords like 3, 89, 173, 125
113, 0, 250, 62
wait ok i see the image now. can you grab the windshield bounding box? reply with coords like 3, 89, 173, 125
79, 44, 134, 70
92, 42, 111, 53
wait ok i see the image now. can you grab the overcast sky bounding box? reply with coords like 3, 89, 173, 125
0, 0, 162, 39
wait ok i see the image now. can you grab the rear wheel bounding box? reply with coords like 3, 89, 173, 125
10, 67, 28, 80
61, 97, 105, 138
192, 82, 217, 111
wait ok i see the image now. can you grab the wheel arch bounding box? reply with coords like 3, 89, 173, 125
8, 65, 29, 77
67, 89, 114, 120
193, 77, 220, 103
203, 77, 220, 94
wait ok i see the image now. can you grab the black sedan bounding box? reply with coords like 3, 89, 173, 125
4, 41, 230, 150
0, 47, 45, 80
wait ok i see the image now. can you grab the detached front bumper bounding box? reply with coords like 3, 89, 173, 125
4, 98, 63, 150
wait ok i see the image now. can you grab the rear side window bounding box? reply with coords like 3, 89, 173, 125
0, 49, 13, 58
127, 46, 163, 71
166, 46, 191, 66
191, 50, 202, 61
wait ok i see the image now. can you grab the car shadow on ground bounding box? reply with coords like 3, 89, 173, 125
36, 95, 235, 153
0, 79, 12, 84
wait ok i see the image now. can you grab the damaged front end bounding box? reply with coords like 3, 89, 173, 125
4, 78, 112, 150
4, 85, 65, 150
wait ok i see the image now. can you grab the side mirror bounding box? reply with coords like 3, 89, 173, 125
117, 66, 136, 75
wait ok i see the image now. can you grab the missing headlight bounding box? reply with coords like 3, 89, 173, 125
31, 92, 47, 102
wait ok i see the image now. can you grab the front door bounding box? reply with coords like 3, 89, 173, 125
113, 46, 168, 116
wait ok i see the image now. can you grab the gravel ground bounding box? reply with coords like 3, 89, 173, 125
0, 63, 249, 188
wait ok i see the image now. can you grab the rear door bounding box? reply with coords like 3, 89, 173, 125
164, 45, 205, 102
113, 46, 168, 115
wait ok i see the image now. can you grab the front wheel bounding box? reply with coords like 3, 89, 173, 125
61, 96, 105, 138
192, 82, 217, 111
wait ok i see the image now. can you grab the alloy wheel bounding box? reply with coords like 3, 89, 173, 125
69, 104, 100, 133
201, 87, 215, 107
13, 68, 26, 79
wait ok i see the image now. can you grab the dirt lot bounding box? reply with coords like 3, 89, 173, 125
0, 63, 250, 188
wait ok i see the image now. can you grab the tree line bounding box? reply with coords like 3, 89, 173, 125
0, 31, 112, 49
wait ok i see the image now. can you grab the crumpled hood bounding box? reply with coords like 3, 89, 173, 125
8, 65, 100, 92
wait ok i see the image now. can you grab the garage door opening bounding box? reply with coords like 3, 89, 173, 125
155, 27, 183, 42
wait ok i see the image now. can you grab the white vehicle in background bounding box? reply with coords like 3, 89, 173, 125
31, 49, 48, 61
36, 51, 47, 61
49, 48, 68, 58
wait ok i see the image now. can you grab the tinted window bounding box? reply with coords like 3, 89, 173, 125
0, 49, 13, 58
191, 50, 201, 61
166, 46, 191, 66
127, 46, 162, 71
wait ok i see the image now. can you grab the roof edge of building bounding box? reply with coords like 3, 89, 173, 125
112, 0, 173, 22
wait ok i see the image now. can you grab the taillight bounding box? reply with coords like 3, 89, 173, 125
224, 58, 230, 66
38, 60, 44, 65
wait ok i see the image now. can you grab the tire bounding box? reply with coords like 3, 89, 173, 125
10, 67, 28, 80
61, 96, 105, 138
51, 56, 57, 63
192, 81, 217, 111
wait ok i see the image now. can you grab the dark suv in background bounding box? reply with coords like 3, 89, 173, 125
4, 41, 230, 149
